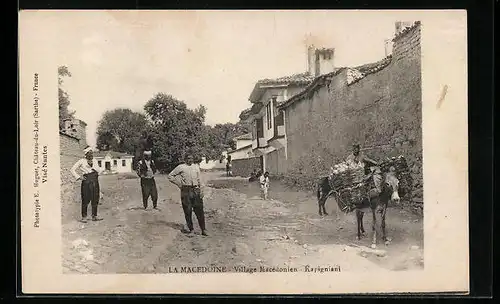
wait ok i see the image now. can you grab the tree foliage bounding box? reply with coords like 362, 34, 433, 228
96, 108, 148, 155
144, 93, 208, 172
95, 91, 250, 172
58, 66, 75, 130
207, 122, 249, 153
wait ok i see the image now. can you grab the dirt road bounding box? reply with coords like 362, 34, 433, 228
62, 171, 423, 274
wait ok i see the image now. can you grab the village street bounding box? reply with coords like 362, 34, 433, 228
62, 171, 424, 274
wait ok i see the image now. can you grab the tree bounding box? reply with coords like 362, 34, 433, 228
210, 122, 249, 151
58, 66, 75, 130
95, 108, 148, 155
144, 93, 208, 172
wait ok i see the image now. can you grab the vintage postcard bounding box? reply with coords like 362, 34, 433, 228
19, 10, 468, 294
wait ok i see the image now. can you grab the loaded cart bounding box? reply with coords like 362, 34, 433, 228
327, 155, 413, 214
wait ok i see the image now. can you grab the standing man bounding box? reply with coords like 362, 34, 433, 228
70, 146, 103, 223
136, 150, 159, 210
136, 131, 153, 167
168, 153, 207, 236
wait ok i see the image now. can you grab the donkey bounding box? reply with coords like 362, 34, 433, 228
316, 174, 341, 219
355, 166, 400, 249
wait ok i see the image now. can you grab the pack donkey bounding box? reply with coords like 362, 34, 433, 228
316, 173, 341, 219
353, 166, 401, 249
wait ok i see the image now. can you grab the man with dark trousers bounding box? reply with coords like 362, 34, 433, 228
136, 150, 159, 210
168, 153, 207, 236
70, 146, 103, 223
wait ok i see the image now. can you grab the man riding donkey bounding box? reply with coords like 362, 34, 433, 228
318, 143, 401, 248
317, 143, 379, 217
350, 143, 401, 249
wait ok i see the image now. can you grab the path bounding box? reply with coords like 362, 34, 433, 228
62, 171, 424, 274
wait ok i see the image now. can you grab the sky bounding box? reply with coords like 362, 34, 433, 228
54, 11, 402, 147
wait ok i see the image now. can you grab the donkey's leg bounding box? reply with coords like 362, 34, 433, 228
381, 203, 391, 245
360, 211, 365, 234
371, 209, 378, 249
322, 196, 329, 216
318, 197, 324, 216
356, 210, 362, 240
333, 195, 341, 220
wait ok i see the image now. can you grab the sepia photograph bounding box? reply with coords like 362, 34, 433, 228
19, 10, 468, 294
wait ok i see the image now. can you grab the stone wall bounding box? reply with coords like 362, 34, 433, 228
282, 23, 422, 213
231, 157, 262, 177
60, 132, 81, 185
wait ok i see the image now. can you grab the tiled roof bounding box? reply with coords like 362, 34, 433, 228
392, 21, 421, 42
249, 72, 315, 103
256, 72, 315, 86
277, 68, 343, 110
277, 55, 393, 110
227, 144, 252, 154
94, 150, 134, 158
347, 55, 392, 85
233, 133, 252, 141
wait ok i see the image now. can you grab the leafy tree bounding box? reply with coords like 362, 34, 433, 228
211, 122, 249, 150
144, 93, 207, 172
58, 66, 75, 130
95, 108, 148, 155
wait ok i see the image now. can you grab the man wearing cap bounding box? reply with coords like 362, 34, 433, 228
168, 153, 207, 236
136, 150, 158, 210
70, 146, 103, 223
346, 144, 378, 168
346, 143, 382, 196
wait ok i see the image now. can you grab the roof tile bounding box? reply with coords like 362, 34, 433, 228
94, 150, 134, 158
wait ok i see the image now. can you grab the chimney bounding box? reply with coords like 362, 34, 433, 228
307, 45, 316, 76
307, 45, 335, 77
384, 39, 393, 56
395, 21, 414, 35
64, 118, 88, 148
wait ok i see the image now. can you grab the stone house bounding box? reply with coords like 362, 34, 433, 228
60, 118, 88, 185
93, 150, 134, 174
226, 133, 253, 161
235, 45, 336, 176
234, 21, 423, 210
275, 21, 423, 206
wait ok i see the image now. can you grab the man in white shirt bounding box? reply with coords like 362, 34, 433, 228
136, 150, 159, 210
70, 146, 103, 223
168, 153, 207, 236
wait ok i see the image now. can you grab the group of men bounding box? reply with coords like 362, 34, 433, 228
70, 132, 208, 236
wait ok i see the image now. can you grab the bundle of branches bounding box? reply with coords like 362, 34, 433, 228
324, 161, 368, 214
329, 161, 366, 190
335, 182, 368, 213
379, 155, 410, 174
379, 155, 413, 200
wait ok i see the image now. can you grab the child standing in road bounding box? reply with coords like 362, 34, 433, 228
259, 171, 270, 200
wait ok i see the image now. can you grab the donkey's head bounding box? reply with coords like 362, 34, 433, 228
384, 166, 400, 203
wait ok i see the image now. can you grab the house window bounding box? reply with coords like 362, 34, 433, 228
98, 160, 102, 167
266, 100, 273, 130
113, 160, 117, 166
122, 160, 126, 167
256, 118, 264, 139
